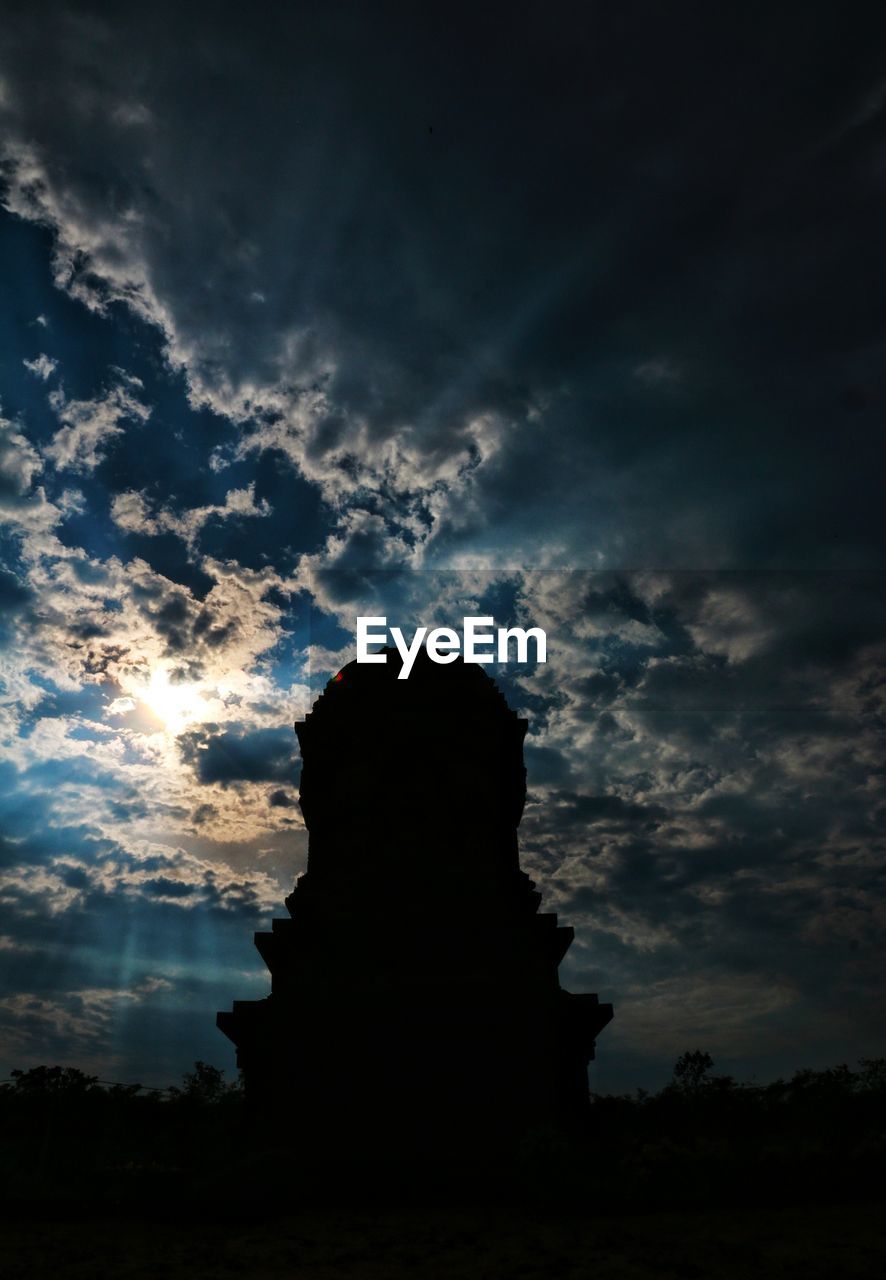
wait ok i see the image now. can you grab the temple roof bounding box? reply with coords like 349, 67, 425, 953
302, 646, 523, 724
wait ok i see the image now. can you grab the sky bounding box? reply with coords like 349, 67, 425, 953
0, 1, 884, 1092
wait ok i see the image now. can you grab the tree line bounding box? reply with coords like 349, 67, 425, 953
2, 1053, 884, 1209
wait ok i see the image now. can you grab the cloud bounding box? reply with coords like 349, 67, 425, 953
43, 378, 150, 472
1, 4, 883, 568
0, 409, 42, 500
269, 788, 297, 808
179, 724, 298, 788
0, 827, 284, 921
0, 976, 172, 1061
110, 482, 271, 551
22, 352, 58, 380
0, 3, 884, 1089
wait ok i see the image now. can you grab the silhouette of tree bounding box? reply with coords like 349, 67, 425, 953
859, 1057, 886, 1092
168, 1060, 241, 1104
1, 1053, 884, 1211
8, 1065, 100, 1096
672, 1050, 714, 1092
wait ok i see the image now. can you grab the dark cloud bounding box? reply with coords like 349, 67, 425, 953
550, 790, 666, 831
268, 788, 297, 809
1, 3, 884, 566
179, 724, 299, 788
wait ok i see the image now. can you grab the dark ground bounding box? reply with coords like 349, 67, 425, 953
3, 1202, 886, 1280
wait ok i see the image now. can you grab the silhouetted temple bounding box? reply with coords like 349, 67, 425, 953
218, 650, 612, 1155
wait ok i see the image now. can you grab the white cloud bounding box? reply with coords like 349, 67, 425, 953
110, 483, 271, 549
0, 460, 303, 850
22, 352, 58, 380
43, 380, 151, 472
0, 410, 42, 496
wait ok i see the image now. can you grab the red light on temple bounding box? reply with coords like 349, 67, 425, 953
333, 672, 344, 683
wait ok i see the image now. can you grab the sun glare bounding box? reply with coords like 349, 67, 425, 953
141, 668, 208, 734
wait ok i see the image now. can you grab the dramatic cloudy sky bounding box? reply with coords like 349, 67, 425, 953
0, 2, 884, 1091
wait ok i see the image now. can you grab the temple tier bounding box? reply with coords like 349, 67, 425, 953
218, 649, 612, 1153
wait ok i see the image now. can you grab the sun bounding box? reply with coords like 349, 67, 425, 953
140, 668, 208, 734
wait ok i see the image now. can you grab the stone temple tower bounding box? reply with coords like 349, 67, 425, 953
218, 649, 612, 1155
